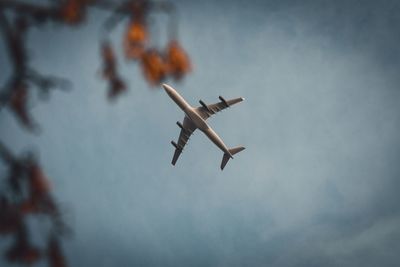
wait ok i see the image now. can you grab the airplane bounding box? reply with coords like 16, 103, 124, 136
162, 83, 245, 170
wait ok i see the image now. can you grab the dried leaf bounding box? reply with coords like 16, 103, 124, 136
165, 40, 192, 80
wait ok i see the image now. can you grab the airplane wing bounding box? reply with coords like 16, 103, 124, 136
171, 116, 197, 165
195, 96, 244, 120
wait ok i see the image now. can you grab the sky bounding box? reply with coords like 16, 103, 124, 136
1, 0, 400, 266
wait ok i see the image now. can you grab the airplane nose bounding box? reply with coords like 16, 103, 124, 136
162, 83, 172, 93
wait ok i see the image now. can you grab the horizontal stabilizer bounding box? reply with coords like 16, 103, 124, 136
221, 146, 245, 170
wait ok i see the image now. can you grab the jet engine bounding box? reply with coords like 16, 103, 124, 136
176, 121, 184, 129
199, 100, 211, 112
171, 141, 181, 150
219, 96, 229, 107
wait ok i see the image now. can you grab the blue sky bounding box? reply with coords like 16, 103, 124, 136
1, 0, 400, 266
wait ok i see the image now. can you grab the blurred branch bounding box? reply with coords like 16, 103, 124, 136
100, 41, 127, 101
0, 140, 15, 164
0, 0, 59, 24
0, 1, 193, 266
99, 0, 191, 98
0, 6, 71, 131
0, 141, 70, 266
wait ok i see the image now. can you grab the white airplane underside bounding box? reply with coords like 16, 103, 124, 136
163, 84, 245, 170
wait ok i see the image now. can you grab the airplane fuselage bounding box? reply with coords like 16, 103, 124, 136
164, 85, 232, 157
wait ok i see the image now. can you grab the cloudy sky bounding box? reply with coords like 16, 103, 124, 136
1, 0, 400, 266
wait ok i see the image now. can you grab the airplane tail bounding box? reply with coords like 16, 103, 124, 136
221, 146, 245, 170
